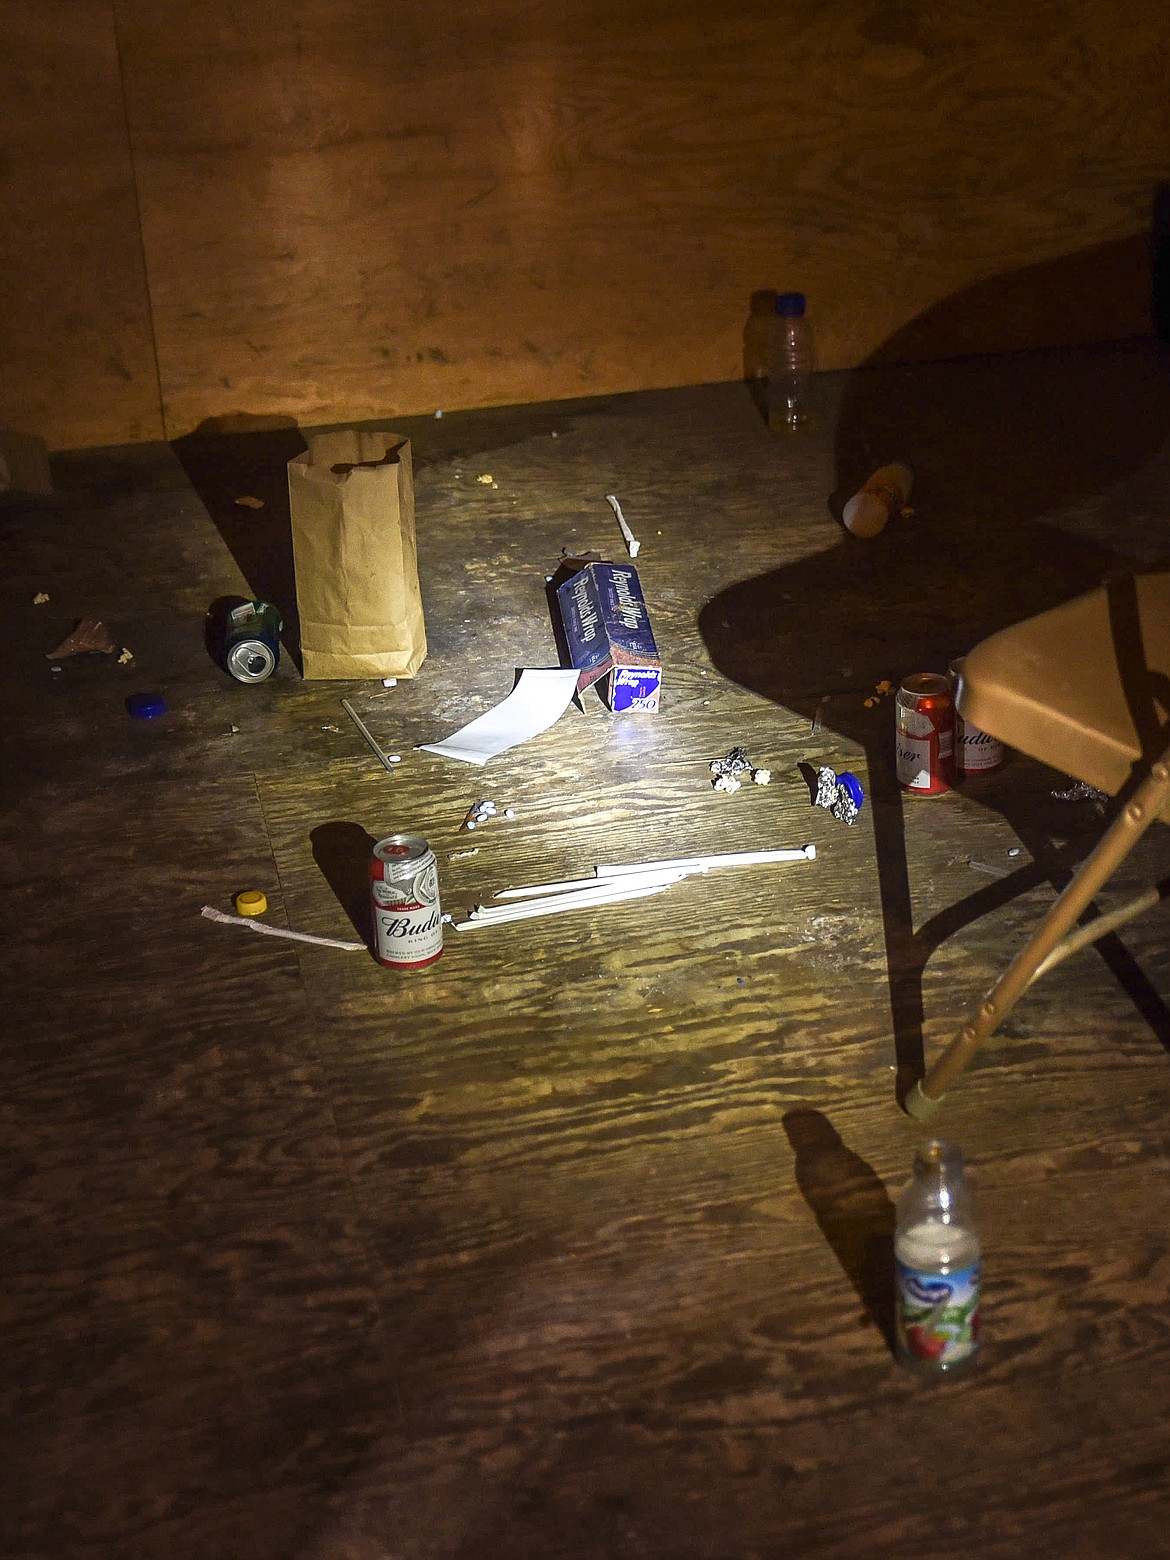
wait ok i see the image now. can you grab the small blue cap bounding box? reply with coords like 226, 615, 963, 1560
126, 691, 167, 720
837, 771, 865, 810
775, 291, 807, 316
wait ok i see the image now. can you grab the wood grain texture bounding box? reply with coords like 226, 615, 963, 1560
4, 344, 1170, 1557
0, 2, 163, 448
109, 0, 1170, 438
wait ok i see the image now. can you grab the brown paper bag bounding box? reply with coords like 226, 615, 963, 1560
287, 429, 427, 680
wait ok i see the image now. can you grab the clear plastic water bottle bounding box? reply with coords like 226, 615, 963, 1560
894, 1139, 981, 1375
767, 290, 814, 433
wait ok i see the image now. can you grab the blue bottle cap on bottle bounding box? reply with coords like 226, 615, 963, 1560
837, 771, 865, 811
775, 291, 807, 316
126, 691, 167, 720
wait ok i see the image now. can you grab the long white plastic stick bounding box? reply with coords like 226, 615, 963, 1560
495, 845, 816, 900
495, 867, 690, 901
597, 845, 816, 877
456, 882, 670, 930
471, 878, 679, 919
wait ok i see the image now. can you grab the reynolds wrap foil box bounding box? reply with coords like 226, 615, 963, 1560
555, 560, 662, 713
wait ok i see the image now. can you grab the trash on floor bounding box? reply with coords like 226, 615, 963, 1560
812, 764, 864, 825
126, 692, 167, 720
212, 598, 283, 683
419, 668, 579, 766
201, 905, 366, 951
863, 679, 895, 708
604, 493, 641, 557
1052, 779, 1108, 803
842, 462, 913, 538
455, 844, 816, 931
709, 747, 771, 791
967, 857, 1010, 877
32, 592, 50, 605
234, 494, 265, 509
340, 697, 399, 772
288, 429, 426, 680
555, 559, 662, 713
46, 618, 118, 659
461, 799, 500, 831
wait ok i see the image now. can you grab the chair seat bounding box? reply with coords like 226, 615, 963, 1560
958, 571, 1170, 819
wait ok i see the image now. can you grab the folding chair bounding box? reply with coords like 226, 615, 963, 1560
906, 571, 1170, 1118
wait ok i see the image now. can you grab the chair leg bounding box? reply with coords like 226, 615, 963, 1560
905, 745, 1170, 1118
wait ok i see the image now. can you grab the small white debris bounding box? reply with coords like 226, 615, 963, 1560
482, 802, 498, 815
434, 409, 443, 419
320, 723, 341, 732
50, 665, 63, 674
116, 647, 134, 664
386, 753, 402, 764
714, 774, 742, 794
504, 808, 516, 820
752, 768, 772, 786
1007, 847, 1021, 857
450, 847, 479, 859
382, 677, 397, 688
476, 473, 493, 485
441, 912, 453, 922
466, 820, 476, 831
551, 431, 558, 438
225, 724, 240, 736
33, 592, 50, 605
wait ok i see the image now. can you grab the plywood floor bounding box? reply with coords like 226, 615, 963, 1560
4, 342, 1170, 1558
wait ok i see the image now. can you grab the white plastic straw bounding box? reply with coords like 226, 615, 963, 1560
455, 881, 670, 930
494, 846, 815, 901
597, 845, 815, 877
495, 867, 690, 901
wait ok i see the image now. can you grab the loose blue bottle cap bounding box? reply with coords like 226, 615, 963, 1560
126, 691, 167, 720
775, 291, 807, 316
837, 771, 865, 810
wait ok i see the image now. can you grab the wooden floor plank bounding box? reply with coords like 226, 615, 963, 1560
3, 343, 1170, 1556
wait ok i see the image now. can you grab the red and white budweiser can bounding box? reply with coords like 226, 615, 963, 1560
895, 673, 954, 795
370, 834, 444, 969
949, 658, 1005, 777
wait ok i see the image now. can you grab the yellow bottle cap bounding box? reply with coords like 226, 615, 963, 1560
235, 890, 268, 917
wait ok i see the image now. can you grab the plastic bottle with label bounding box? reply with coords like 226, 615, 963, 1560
895, 1139, 981, 1375
767, 291, 814, 433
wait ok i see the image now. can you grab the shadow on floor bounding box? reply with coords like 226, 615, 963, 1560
783, 1108, 896, 1353
704, 239, 1170, 1097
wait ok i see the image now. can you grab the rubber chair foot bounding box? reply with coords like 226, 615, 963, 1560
903, 1080, 944, 1120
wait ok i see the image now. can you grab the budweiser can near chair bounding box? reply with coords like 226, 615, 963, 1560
895, 673, 955, 795
370, 834, 444, 969
949, 658, 1006, 777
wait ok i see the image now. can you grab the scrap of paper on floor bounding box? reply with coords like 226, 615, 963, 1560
418, 667, 581, 766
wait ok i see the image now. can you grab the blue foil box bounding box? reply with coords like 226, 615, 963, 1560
555, 561, 662, 713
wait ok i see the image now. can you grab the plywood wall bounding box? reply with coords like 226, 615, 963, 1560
0, 3, 163, 448
4, 1, 1168, 447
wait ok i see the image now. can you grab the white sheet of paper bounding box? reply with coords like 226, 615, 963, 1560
418, 668, 580, 766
